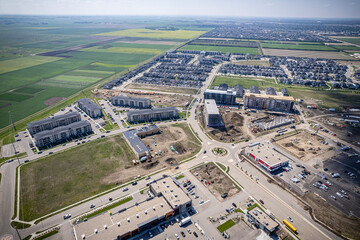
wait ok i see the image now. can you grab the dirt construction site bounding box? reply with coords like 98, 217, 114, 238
93, 88, 193, 107
199, 105, 250, 142
190, 162, 240, 201
274, 130, 335, 162
142, 123, 201, 166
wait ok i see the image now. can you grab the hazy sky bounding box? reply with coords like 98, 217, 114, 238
0, 0, 359, 18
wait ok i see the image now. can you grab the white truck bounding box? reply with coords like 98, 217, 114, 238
179, 216, 191, 227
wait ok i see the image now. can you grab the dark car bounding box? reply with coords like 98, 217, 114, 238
259, 199, 264, 204
132, 181, 137, 185
232, 202, 237, 208
48, 152, 53, 155
193, 232, 198, 238
24, 160, 30, 163
181, 231, 186, 237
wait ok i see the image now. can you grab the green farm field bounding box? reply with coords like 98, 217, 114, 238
211, 76, 277, 89
13, 87, 44, 94
260, 42, 337, 51
332, 37, 360, 45
330, 45, 360, 51
81, 46, 164, 55
51, 75, 101, 82
0, 92, 33, 102
181, 44, 260, 54
19, 134, 136, 221
97, 28, 206, 39
0, 56, 62, 74
63, 70, 114, 78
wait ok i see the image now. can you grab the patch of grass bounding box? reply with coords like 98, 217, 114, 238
98, 28, 206, 40
81, 46, 164, 55
181, 44, 260, 55
51, 75, 101, 83
217, 219, 236, 233
139, 187, 148, 194
0, 56, 62, 74
260, 42, 336, 51
332, 37, 360, 45
91, 62, 135, 69
13, 87, 44, 94
19, 134, 136, 221
125, 83, 198, 95
217, 162, 227, 172
175, 174, 184, 180
33, 229, 59, 240
64, 70, 114, 78
246, 203, 264, 212
80, 196, 133, 221
234, 208, 244, 213
288, 88, 360, 110
331, 45, 360, 51
0, 93, 33, 102
11, 221, 31, 229
211, 76, 277, 89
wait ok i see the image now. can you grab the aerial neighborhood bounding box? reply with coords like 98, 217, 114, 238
0, 9, 359, 240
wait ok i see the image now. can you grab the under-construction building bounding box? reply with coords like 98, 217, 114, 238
244, 93, 294, 112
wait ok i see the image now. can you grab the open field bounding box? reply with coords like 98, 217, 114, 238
287, 88, 360, 110
190, 162, 240, 201
51, 75, 101, 82
13, 87, 44, 94
0, 56, 62, 74
181, 44, 260, 55
332, 37, 360, 45
110, 42, 176, 50
232, 60, 270, 67
97, 28, 206, 40
0, 47, 50, 61
81, 46, 164, 55
262, 48, 355, 60
211, 76, 277, 89
331, 45, 360, 51
19, 134, 136, 221
260, 42, 336, 51
303, 192, 360, 240
0, 92, 33, 102
63, 69, 114, 78
125, 83, 199, 95
116, 40, 179, 45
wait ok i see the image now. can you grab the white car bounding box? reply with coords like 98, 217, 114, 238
122, 187, 128, 192
288, 217, 293, 222
175, 233, 180, 240
187, 229, 192, 234
330, 195, 336, 200
199, 200, 204, 204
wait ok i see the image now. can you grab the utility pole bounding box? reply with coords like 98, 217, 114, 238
9, 111, 20, 165
15, 227, 22, 240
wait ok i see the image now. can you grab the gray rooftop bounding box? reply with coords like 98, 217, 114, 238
123, 125, 159, 155
127, 107, 178, 117
77, 98, 102, 111
112, 95, 150, 102
205, 99, 220, 115
205, 89, 236, 96
33, 120, 91, 140
27, 112, 80, 128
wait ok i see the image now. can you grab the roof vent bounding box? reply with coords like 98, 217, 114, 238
104, 225, 107, 230
161, 203, 163, 207
153, 206, 156, 211
81, 234, 85, 239
136, 214, 139, 218
127, 218, 130, 222
117, 222, 120, 227
145, 210, 148, 214
94, 229, 98, 234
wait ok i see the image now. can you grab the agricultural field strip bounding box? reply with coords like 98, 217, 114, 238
180, 44, 259, 54
97, 28, 206, 39
51, 75, 102, 82
80, 46, 164, 55
260, 42, 337, 51
0, 56, 63, 74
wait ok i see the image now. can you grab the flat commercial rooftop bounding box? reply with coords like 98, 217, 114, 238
244, 92, 294, 101
248, 207, 278, 232
205, 99, 220, 115
151, 177, 191, 209
74, 196, 172, 240
123, 130, 148, 155
246, 141, 289, 167
205, 89, 237, 96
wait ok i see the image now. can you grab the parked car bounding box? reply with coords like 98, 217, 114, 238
63, 214, 71, 220
181, 231, 186, 237
193, 232, 199, 238
90, 204, 95, 209
259, 200, 264, 204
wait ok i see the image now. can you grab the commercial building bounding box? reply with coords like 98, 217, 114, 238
150, 176, 192, 215
127, 107, 179, 123
123, 125, 160, 158
247, 206, 279, 234
204, 89, 236, 105
204, 99, 223, 127
73, 176, 192, 240
33, 121, 92, 148
243, 93, 294, 112
244, 141, 289, 172
27, 112, 81, 136
111, 95, 151, 109
77, 98, 102, 118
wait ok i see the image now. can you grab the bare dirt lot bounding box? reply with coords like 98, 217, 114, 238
190, 162, 240, 201
200, 106, 250, 142
44, 96, 65, 106
303, 192, 360, 240
140, 123, 201, 165
275, 130, 335, 162
314, 115, 360, 146
125, 83, 199, 95
262, 48, 356, 60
